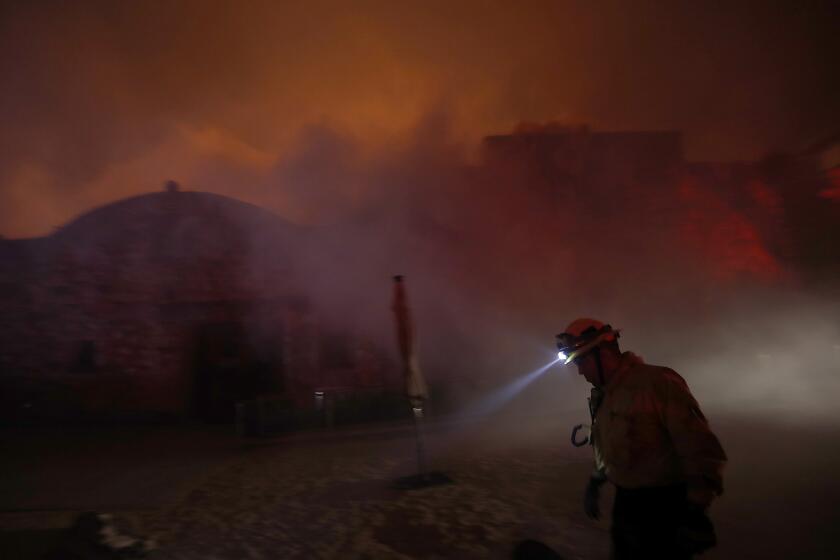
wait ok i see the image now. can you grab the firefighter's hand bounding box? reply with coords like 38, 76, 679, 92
583, 475, 605, 520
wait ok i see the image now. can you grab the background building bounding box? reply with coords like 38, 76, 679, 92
0, 184, 389, 424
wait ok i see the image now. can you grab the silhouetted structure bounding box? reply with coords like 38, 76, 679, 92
0, 187, 387, 424
483, 123, 840, 284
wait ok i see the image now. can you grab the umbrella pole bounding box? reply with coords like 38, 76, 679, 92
391, 276, 452, 490
412, 404, 427, 478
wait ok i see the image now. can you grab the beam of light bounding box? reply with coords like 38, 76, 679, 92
459, 356, 563, 420
557, 350, 568, 362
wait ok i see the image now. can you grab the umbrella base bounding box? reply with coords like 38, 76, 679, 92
393, 471, 453, 490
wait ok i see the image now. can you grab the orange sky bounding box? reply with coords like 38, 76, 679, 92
0, 0, 837, 237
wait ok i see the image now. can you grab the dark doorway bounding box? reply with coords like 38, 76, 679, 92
192, 322, 283, 422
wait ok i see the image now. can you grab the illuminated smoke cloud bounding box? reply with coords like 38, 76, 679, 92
0, 1, 837, 425
1, 0, 838, 236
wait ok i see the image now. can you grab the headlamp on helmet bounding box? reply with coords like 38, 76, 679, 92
556, 321, 619, 365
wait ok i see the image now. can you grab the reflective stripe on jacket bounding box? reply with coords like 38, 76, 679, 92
592, 352, 727, 493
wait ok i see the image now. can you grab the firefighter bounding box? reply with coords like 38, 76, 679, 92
557, 318, 727, 559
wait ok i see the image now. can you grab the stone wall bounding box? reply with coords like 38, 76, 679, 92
0, 190, 390, 423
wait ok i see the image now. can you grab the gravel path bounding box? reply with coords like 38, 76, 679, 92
4, 413, 838, 559
135, 419, 609, 559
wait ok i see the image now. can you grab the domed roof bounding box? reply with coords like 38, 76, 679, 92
41, 190, 311, 302
55, 190, 301, 246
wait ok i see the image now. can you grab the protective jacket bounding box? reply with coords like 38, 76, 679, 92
592, 352, 726, 497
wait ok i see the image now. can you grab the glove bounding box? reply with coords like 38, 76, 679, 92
676, 503, 717, 554
583, 474, 607, 520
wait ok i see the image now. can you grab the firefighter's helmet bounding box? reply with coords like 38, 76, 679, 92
556, 318, 620, 365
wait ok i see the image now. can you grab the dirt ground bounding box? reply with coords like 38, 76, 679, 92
1, 410, 839, 559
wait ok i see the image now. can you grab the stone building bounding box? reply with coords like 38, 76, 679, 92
0, 186, 388, 424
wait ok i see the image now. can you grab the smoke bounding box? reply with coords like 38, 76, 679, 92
1, 1, 838, 424
662, 293, 840, 425
208, 112, 837, 427
1, 0, 838, 237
